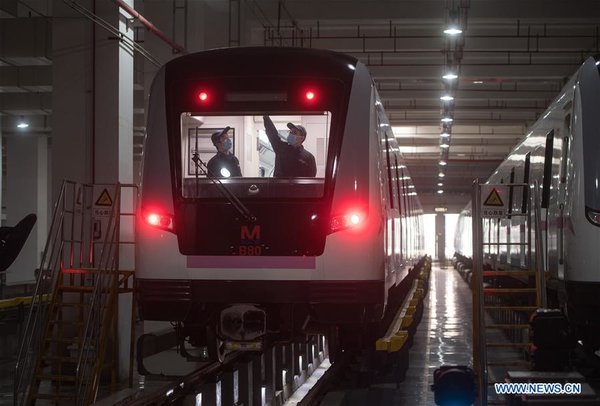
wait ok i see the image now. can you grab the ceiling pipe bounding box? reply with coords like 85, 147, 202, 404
112, 0, 186, 54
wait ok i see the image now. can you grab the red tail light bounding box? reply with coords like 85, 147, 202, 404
144, 212, 174, 231
330, 212, 365, 233
197, 90, 209, 103
302, 88, 317, 103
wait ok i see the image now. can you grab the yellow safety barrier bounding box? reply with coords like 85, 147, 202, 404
0, 294, 50, 310
401, 315, 414, 329
375, 256, 432, 353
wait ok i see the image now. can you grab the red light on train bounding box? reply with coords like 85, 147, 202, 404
330, 211, 365, 233
302, 88, 317, 103
197, 91, 209, 103
144, 212, 174, 231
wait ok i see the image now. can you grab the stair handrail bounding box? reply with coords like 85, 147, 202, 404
75, 183, 123, 405
14, 180, 74, 406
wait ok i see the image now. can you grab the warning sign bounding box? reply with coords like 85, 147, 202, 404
484, 189, 504, 206
95, 189, 113, 206
481, 185, 508, 217
93, 187, 114, 218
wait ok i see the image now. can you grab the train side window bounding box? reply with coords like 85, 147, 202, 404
394, 156, 403, 260
560, 114, 570, 184
507, 170, 513, 215
384, 129, 394, 209
522, 153, 531, 213
541, 130, 554, 209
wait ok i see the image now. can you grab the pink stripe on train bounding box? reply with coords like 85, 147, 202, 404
186, 256, 316, 269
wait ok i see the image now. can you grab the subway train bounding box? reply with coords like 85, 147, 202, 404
454, 55, 600, 350
136, 47, 425, 361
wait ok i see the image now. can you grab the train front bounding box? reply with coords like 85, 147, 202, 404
136, 48, 383, 359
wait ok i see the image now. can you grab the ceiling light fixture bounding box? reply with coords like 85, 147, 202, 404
438, 182, 443, 187
440, 132, 450, 138
17, 116, 29, 129
443, 73, 458, 80
440, 143, 450, 148
439, 160, 447, 166
440, 95, 454, 101
439, 172, 445, 178
441, 117, 453, 123
437, 189, 444, 194
443, 27, 463, 35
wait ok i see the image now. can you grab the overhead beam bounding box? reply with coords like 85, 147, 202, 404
0, 66, 52, 91
0, 17, 52, 64
0, 92, 52, 114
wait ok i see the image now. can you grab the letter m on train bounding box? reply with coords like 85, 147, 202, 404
241, 225, 261, 242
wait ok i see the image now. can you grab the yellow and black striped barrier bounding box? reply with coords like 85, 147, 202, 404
376, 257, 432, 353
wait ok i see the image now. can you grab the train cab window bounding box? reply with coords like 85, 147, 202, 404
181, 112, 331, 198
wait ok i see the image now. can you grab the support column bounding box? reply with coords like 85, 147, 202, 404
436, 213, 446, 263
53, 0, 134, 380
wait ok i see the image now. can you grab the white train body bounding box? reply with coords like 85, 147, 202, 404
136, 48, 424, 350
455, 56, 600, 348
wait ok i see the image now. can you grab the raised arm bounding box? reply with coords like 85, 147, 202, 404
262, 115, 285, 153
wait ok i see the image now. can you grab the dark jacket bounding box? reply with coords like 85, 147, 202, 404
263, 116, 317, 177
207, 152, 242, 178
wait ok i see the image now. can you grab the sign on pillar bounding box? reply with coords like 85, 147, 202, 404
92, 187, 114, 242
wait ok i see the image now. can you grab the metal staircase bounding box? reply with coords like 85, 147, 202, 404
14, 181, 137, 406
471, 181, 547, 405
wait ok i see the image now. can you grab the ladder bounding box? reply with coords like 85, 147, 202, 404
14, 181, 138, 406
472, 180, 547, 405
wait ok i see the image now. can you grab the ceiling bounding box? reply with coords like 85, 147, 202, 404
1, 0, 598, 212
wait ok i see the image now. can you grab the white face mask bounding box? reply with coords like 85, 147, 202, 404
286, 132, 298, 145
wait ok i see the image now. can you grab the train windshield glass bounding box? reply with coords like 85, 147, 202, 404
181, 112, 332, 199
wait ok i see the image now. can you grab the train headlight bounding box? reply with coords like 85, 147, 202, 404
144, 211, 175, 232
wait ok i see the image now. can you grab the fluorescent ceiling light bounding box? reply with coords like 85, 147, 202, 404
443, 73, 458, 80
440, 95, 454, 101
440, 132, 450, 137
443, 27, 463, 35
440, 143, 449, 148
439, 160, 447, 166
441, 117, 453, 123
437, 190, 444, 194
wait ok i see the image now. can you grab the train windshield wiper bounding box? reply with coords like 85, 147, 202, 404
191, 130, 256, 223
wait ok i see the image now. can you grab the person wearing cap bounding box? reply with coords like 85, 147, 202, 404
206, 126, 242, 178
262, 115, 317, 177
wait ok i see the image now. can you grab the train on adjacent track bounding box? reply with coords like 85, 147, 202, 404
136, 47, 425, 361
455, 55, 600, 351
